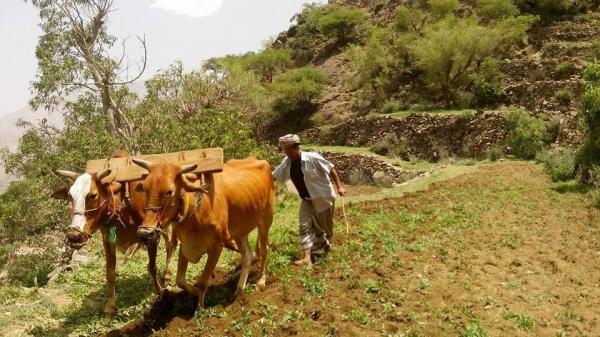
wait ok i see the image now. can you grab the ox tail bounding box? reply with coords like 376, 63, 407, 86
124, 242, 143, 261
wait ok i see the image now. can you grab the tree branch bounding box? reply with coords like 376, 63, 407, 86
110, 35, 147, 85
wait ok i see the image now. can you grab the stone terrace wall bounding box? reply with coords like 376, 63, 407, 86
312, 151, 421, 185
301, 112, 508, 160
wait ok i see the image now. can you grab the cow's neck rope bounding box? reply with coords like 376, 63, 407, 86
105, 184, 127, 228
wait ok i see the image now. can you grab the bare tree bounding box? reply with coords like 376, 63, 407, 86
29, 0, 147, 142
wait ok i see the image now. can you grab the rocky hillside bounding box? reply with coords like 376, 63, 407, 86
273, 0, 600, 157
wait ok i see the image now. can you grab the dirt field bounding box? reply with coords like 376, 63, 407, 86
98, 162, 600, 336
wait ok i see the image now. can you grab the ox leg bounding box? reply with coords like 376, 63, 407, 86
256, 222, 270, 288
175, 249, 200, 297
147, 242, 162, 294
252, 237, 261, 264
162, 227, 177, 285
235, 236, 252, 295
102, 239, 117, 315
193, 245, 223, 308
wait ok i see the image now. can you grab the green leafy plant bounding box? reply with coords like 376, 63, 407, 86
504, 108, 555, 159
271, 66, 326, 113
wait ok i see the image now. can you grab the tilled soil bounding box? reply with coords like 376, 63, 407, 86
103, 162, 600, 336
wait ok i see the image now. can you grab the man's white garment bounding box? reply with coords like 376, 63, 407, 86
272, 151, 337, 212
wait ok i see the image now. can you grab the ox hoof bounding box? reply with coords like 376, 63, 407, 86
234, 286, 245, 296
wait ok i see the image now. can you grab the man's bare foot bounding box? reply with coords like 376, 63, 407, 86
294, 251, 312, 265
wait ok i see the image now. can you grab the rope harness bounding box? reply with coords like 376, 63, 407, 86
67, 184, 128, 246
140, 182, 206, 239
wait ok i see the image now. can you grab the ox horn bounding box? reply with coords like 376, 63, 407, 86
56, 169, 79, 181
181, 164, 197, 174
132, 158, 154, 170
97, 169, 117, 185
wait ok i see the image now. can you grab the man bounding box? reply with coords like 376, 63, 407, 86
272, 134, 347, 265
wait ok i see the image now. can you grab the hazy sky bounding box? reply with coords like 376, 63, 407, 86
0, 0, 326, 116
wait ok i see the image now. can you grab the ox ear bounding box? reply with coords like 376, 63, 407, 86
181, 173, 208, 193
56, 169, 79, 182
97, 169, 117, 186
51, 187, 70, 200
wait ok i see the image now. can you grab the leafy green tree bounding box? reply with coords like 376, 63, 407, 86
428, 0, 460, 19
317, 7, 367, 43
410, 15, 536, 106
348, 27, 412, 108
28, 0, 148, 143
243, 48, 293, 83
476, 0, 520, 21
576, 62, 600, 181
473, 57, 506, 105
514, 0, 596, 15
504, 108, 555, 159
271, 67, 326, 113
286, 4, 367, 61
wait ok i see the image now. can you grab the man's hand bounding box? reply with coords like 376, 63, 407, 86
337, 186, 347, 197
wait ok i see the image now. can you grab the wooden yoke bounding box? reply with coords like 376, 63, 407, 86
86, 148, 224, 182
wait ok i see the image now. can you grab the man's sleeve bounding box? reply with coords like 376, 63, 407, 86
272, 160, 287, 182
313, 153, 335, 174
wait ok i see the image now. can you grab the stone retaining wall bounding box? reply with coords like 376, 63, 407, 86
302, 112, 508, 160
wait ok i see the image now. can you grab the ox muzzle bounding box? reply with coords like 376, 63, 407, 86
65, 227, 88, 249
137, 226, 160, 245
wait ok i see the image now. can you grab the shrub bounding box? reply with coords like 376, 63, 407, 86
0, 177, 68, 241
554, 89, 573, 105
4, 236, 61, 287
590, 39, 600, 60
318, 7, 367, 43
348, 169, 374, 185
271, 67, 326, 113
348, 26, 412, 108
504, 108, 555, 159
379, 101, 405, 114
581, 83, 600, 132
410, 15, 535, 107
429, 0, 460, 18
243, 48, 293, 82
487, 145, 504, 161
287, 4, 367, 60
473, 57, 506, 105
395, 4, 428, 32
369, 133, 410, 159
583, 61, 600, 83
462, 321, 488, 337
515, 0, 591, 15
535, 147, 577, 181
554, 60, 576, 79
593, 188, 600, 209
476, 0, 520, 21
577, 63, 600, 181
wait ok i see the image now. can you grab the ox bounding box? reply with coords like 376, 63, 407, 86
131, 157, 274, 308
52, 152, 178, 315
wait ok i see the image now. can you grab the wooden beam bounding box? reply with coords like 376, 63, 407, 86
86, 148, 224, 181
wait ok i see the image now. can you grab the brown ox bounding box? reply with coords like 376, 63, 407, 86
53, 153, 178, 315
131, 157, 274, 308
